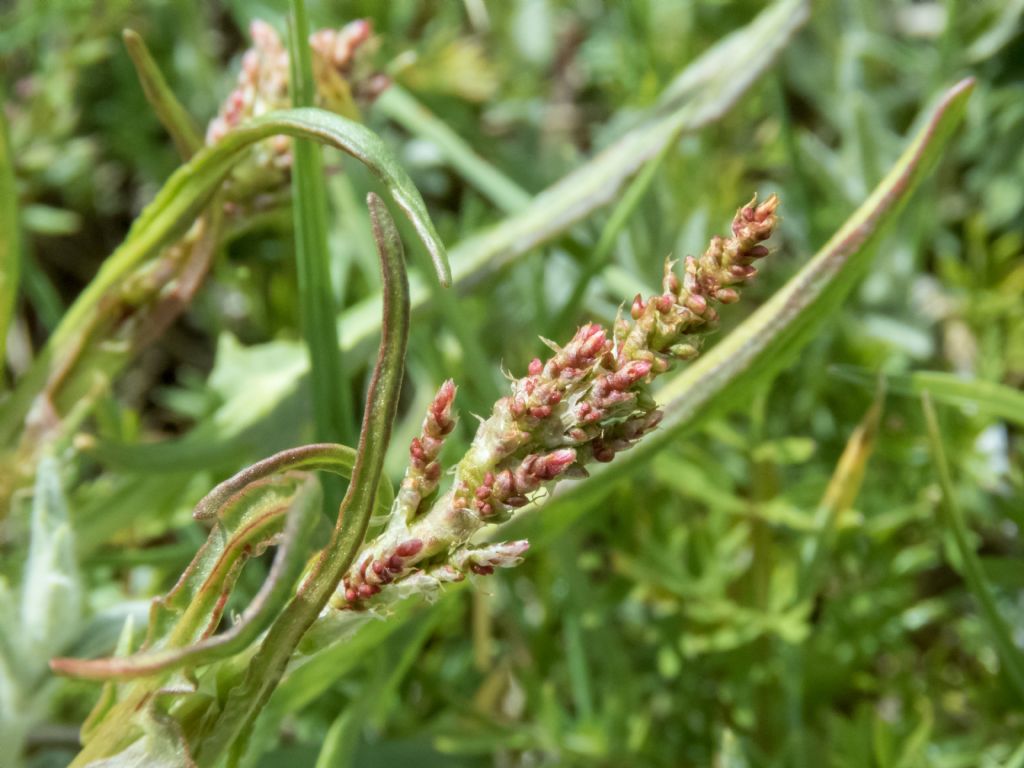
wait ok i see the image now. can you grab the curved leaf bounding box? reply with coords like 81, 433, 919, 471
51, 443, 392, 681
192, 442, 393, 522
192, 193, 411, 766
52, 472, 316, 681
0, 107, 448, 446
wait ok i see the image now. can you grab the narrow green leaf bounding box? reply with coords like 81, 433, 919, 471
375, 84, 531, 213
122, 29, 203, 159
652, 79, 975, 438
288, 3, 353, 448
922, 394, 1024, 702
191, 441, 393, 522
799, 387, 884, 599
80, 616, 135, 743
832, 365, 1024, 426
0, 105, 18, 378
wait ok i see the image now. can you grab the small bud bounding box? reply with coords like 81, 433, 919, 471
685, 294, 707, 315
663, 260, 682, 295
577, 323, 608, 360
631, 294, 646, 319
358, 583, 379, 599
669, 342, 699, 360
396, 539, 424, 558
528, 357, 543, 375
715, 288, 740, 304
532, 449, 577, 480
428, 380, 457, 435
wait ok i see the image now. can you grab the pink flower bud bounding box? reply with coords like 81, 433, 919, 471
608, 360, 652, 390
528, 357, 543, 375
494, 469, 516, 499
409, 437, 426, 462
396, 539, 424, 558
685, 294, 707, 314
631, 294, 646, 319
358, 583, 379, 599
428, 380, 457, 435
532, 449, 577, 480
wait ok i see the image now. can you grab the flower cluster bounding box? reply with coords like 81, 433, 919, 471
206, 19, 386, 201
333, 194, 780, 612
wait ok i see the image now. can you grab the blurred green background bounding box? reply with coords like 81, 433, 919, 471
2, 0, 1022, 766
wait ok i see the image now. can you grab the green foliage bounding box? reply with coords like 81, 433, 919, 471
0, 1, 1021, 767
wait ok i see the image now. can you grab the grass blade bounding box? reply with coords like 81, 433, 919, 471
832, 365, 1024, 426
374, 84, 531, 213
288, 2, 353, 447
122, 29, 202, 159
922, 393, 1024, 702
0, 104, 18, 381
799, 386, 884, 599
